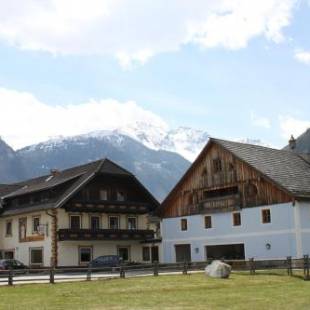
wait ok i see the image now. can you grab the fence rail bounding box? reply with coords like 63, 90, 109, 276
1, 256, 309, 286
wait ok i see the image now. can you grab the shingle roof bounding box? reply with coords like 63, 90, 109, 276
1, 158, 132, 200
212, 138, 310, 198
0, 158, 159, 216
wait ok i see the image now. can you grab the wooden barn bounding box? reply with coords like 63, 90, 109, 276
159, 138, 310, 262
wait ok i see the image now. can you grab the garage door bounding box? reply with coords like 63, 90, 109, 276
175, 244, 191, 263
206, 244, 245, 260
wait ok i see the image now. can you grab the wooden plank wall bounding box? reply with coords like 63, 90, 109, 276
162, 143, 292, 218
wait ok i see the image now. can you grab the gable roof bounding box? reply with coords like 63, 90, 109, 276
161, 138, 310, 210
1, 158, 159, 216
214, 139, 310, 198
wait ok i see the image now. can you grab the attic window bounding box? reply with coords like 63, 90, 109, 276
213, 158, 222, 173
228, 163, 234, 171
246, 183, 258, 197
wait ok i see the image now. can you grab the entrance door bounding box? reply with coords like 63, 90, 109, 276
175, 244, 191, 263
205, 244, 245, 260
151, 246, 159, 262
118, 247, 130, 262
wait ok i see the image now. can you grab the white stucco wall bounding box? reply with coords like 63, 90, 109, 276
56, 209, 158, 266
0, 210, 53, 266
161, 202, 310, 263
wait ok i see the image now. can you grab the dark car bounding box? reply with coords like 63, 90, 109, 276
88, 255, 122, 269
0, 259, 28, 276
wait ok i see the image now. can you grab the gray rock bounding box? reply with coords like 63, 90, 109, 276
205, 260, 231, 279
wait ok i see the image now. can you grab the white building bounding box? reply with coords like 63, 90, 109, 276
0, 159, 161, 267
159, 138, 310, 263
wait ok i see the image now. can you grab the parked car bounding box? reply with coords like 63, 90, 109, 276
0, 259, 28, 273
88, 255, 123, 269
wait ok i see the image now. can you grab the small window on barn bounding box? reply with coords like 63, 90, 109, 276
228, 162, 234, 171
213, 158, 222, 173
262, 209, 271, 224
181, 219, 188, 231
246, 183, 258, 197
204, 216, 212, 229
232, 212, 241, 226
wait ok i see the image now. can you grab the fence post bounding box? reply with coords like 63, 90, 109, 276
183, 261, 188, 275
8, 268, 13, 286
287, 256, 292, 276
50, 268, 55, 284
304, 255, 309, 281
120, 266, 125, 279
153, 261, 159, 276
86, 267, 92, 281
249, 258, 255, 275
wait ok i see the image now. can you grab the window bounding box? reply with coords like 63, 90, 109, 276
30, 248, 43, 266
109, 216, 119, 229
203, 186, 238, 200
90, 216, 100, 230
70, 215, 81, 229
246, 183, 258, 197
19, 217, 27, 241
32, 216, 40, 233
213, 158, 222, 173
4, 251, 14, 259
181, 219, 188, 231
116, 191, 125, 201
128, 217, 137, 230
233, 212, 241, 226
5, 220, 12, 237
205, 216, 212, 229
142, 247, 150, 261
262, 209, 271, 224
79, 247, 92, 265
100, 189, 108, 201
118, 247, 130, 261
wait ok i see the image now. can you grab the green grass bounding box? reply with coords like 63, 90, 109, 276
0, 272, 310, 310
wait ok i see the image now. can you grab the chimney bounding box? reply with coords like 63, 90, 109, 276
289, 135, 296, 150
50, 169, 60, 177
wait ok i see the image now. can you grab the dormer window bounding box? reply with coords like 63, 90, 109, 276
100, 189, 108, 201
213, 158, 222, 173
116, 191, 125, 202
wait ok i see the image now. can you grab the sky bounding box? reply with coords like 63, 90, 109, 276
0, 0, 310, 150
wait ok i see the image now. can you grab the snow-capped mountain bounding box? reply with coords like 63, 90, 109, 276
21, 122, 210, 162
54, 123, 209, 162
16, 132, 190, 201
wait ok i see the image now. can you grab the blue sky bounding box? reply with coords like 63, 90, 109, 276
0, 0, 310, 150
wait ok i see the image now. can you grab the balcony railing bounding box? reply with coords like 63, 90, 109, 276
58, 229, 155, 241
65, 200, 152, 214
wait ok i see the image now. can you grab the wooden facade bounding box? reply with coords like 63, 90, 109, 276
161, 141, 292, 218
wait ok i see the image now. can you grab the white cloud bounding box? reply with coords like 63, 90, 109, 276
279, 115, 310, 139
0, 0, 297, 68
0, 87, 168, 149
294, 50, 310, 65
251, 112, 271, 129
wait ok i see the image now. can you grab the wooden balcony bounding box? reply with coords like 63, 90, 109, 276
198, 194, 241, 214
65, 200, 151, 214
57, 229, 155, 241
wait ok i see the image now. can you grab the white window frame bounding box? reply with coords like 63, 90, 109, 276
29, 247, 44, 267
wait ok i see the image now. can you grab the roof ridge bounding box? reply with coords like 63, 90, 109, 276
210, 137, 296, 154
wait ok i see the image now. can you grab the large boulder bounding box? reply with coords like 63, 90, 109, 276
205, 260, 231, 279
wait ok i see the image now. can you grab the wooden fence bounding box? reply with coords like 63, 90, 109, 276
1, 255, 309, 286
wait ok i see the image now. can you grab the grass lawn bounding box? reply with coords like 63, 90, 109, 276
0, 272, 310, 310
